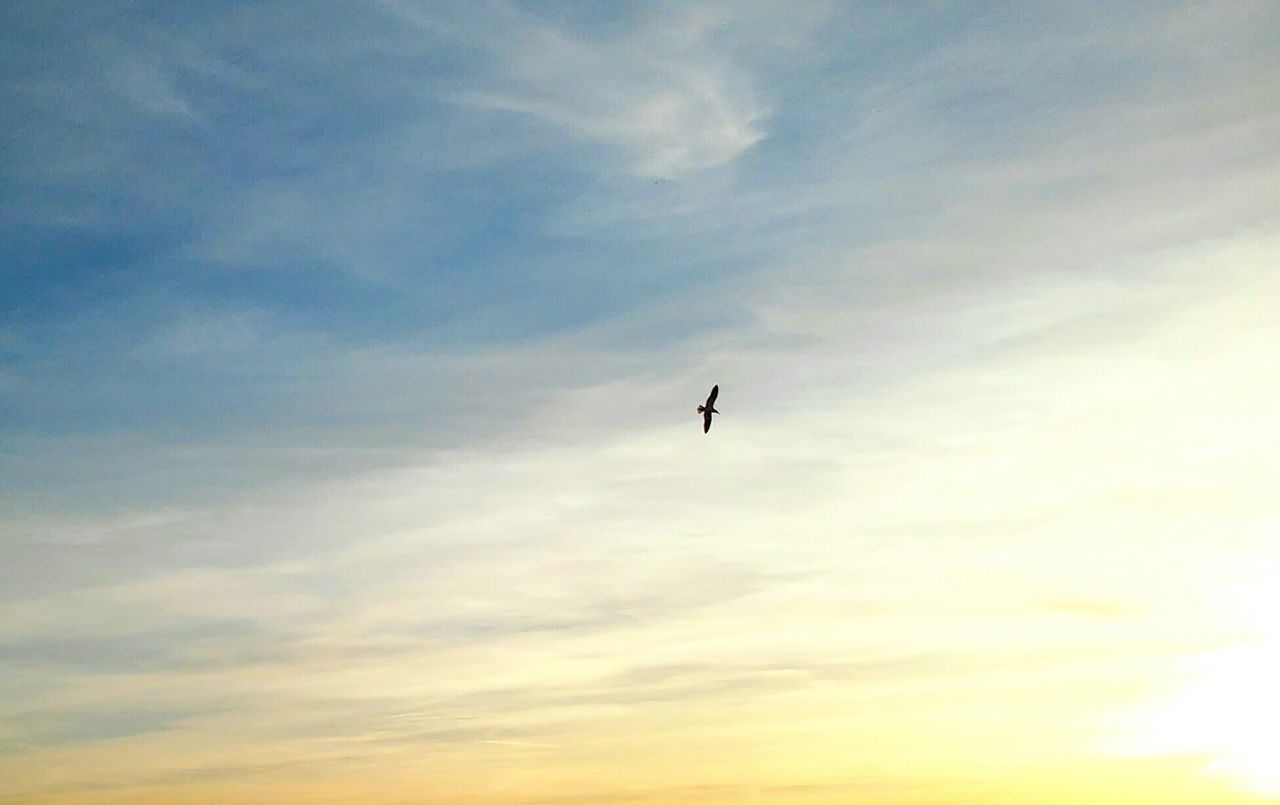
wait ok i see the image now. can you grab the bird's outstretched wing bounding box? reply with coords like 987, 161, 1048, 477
706, 385, 719, 407
703, 409, 713, 433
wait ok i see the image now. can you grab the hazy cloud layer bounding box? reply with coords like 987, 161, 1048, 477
3, 1, 1280, 802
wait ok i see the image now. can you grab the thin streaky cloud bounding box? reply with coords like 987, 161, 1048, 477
3, 1, 1280, 802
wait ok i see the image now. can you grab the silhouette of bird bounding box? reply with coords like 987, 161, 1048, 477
696, 384, 720, 433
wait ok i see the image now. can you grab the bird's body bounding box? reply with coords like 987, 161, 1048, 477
696, 384, 720, 433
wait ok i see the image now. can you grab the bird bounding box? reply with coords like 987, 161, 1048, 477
696, 384, 720, 433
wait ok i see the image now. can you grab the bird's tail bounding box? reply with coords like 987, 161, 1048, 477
697, 405, 706, 414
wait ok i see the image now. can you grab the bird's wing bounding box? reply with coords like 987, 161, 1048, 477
706, 384, 719, 406
703, 409, 713, 433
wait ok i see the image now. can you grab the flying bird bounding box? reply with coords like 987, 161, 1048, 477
697, 384, 720, 433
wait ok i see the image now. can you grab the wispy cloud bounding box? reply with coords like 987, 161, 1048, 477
5, 706, 203, 751
391, 1, 786, 179
4, 1, 1280, 801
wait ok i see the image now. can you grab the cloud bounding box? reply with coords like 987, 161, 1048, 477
105, 53, 196, 120
4, 3, 1280, 800
5, 706, 202, 748
389, 2, 770, 178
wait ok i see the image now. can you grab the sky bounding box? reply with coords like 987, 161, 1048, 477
2, 1, 1280, 802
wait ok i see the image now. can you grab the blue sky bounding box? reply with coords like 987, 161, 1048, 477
3, 2, 1280, 802
7, 1, 1267, 503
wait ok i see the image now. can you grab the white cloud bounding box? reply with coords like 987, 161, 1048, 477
391, 1, 771, 178
108, 57, 195, 119
7, 4, 1280, 796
